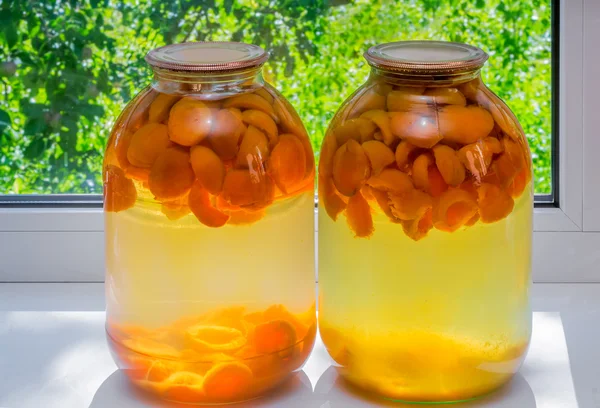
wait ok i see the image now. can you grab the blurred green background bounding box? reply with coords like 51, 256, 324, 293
0, 0, 552, 195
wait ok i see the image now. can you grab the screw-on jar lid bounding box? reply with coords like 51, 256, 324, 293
364, 41, 488, 74
145, 42, 269, 72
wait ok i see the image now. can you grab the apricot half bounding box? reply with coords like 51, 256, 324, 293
236, 125, 270, 169
221, 169, 274, 207
438, 105, 494, 144
332, 139, 371, 196
148, 147, 195, 201
477, 182, 515, 223
190, 146, 225, 195
333, 118, 377, 145
390, 111, 442, 148
168, 98, 213, 146
395, 140, 419, 170
387, 88, 428, 111
202, 362, 253, 401
127, 123, 171, 168
188, 181, 230, 227
104, 165, 137, 212
185, 325, 246, 353
423, 87, 467, 106
401, 208, 433, 241
432, 144, 466, 186
346, 88, 386, 118
253, 319, 297, 355
318, 175, 347, 221
367, 168, 413, 194
209, 108, 244, 160
433, 188, 479, 232
360, 110, 394, 145
224, 93, 275, 118
242, 109, 278, 147
389, 189, 433, 221
148, 93, 180, 123
268, 134, 306, 193
345, 190, 374, 238
362, 140, 395, 175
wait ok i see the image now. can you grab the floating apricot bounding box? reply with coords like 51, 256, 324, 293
412, 153, 434, 192
347, 88, 386, 118
390, 111, 442, 148
389, 189, 433, 221
438, 105, 494, 144
477, 183, 515, 223
168, 98, 213, 146
148, 147, 195, 200
202, 362, 253, 401
253, 319, 297, 356
185, 325, 246, 353
188, 182, 230, 227
115, 131, 135, 168
428, 166, 448, 198
209, 108, 244, 160
318, 175, 347, 221
126, 123, 171, 168
104, 165, 137, 212
221, 169, 274, 207
387, 89, 428, 111
242, 109, 278, 147
190, 146, 225, 195
224, 93, 275, 118
507, 167, 529, 198
433, 188, 478, 232
149, 93, 180, 123
345, 190, 374, 238
432, 144, 466, 186
236, 126, 270, 168
360, 110, 394, 145
370, 188, 398, 221
332, 139, 371, 196
362, 140, 395, 175
163, 371, 205, 403
395, 140, 419, 170
361, 184, 376, 202
268, 134, 306, 193
254, 87, 274, 104
162, 193, 191, 220
401, 208, 433, 241
423, 87, 467, 106
333, 118, 377, 145
457, 137, 502, 180
367, 168, 413, 194
146, 360, 182, 383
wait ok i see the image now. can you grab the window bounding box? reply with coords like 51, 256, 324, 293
0, 0, 598, 282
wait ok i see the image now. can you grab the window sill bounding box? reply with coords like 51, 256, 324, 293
0, 282, 597, 407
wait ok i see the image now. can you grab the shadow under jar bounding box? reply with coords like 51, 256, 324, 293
318, 41, 533, 403
103, 42, 316, 405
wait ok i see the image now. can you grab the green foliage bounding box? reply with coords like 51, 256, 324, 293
0, 0, 552, 195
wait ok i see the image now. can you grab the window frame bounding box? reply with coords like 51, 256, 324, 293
0, 0, 597, 283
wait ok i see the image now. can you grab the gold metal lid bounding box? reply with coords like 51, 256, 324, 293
364, 41, 488, 74
145, 42, 268, 72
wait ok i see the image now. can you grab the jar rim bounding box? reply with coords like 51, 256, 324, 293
145, 42, 269, 72
364, 40, 488, 74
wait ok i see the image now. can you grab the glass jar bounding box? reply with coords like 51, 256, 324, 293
103, 42, 316, 404
318, 41, 532, 402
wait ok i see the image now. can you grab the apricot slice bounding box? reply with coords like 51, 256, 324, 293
370, 188, 398, 221
387, 89, 428, 111
126, 123, 171, 168
190, 146, 225, 195
432, 145, 466, 186
367, 168, 413, 194
268, 134, 306, 193
333, 118, 377, 145
148, 147, 195, 200
423, 87, 467, 106
401, 208, 433, 241
149, 93, 180, 123
318, 175, 347, 221
439, 105, 494, 144
362, 140, 395, 175
253, 319, 297, 355
202, 362, 253, 401
395, 140, 419, 170
104, 165, 137, 212
332, 139, 371, 196
221, 169, 274, 207
163, 371, 205, 403
185, 325, 246, 353
345, 190, 374, 238
168, 98, 213, 146
347, 88, 386, 118
188, 181, 230, 227
360, 110, 394, 145
390, 111, 442, 148
236, 126, 270, 168
224, 93, 275, 118
477, 183, 515, 223
209, 108, 244, 160
389, 189, 433, 221
242, 109, 278, 147
433, 188, 478, 232
254, 87, 274, 104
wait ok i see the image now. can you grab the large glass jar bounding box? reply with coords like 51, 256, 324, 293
103, 42, 316, 404
318, 41, 532, 402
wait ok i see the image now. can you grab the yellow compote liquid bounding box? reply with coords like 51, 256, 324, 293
105, 191, 316, 404
318, 185, 532, 402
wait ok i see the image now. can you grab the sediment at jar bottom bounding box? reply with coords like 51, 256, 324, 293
320, 323, 528, 403
104, 86, 314, 229
107, 303, 316, 404
318, 78, 532, 240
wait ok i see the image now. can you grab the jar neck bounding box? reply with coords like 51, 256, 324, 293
369, 67, 481, 87
151, 66, 265, 96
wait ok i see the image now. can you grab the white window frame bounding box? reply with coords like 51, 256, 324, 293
0, 0, 597, 283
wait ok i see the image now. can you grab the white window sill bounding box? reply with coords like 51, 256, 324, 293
0, 283, 598, 407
